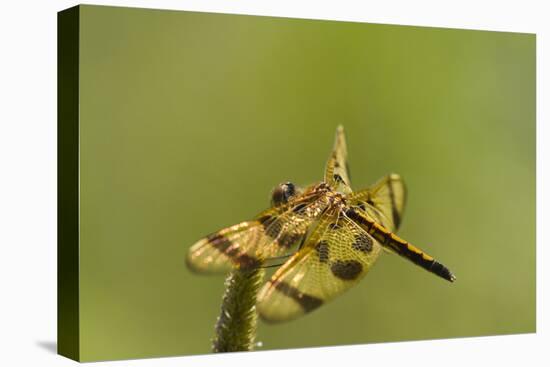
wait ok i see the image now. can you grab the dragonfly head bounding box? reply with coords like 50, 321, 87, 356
271, 182, 297, 206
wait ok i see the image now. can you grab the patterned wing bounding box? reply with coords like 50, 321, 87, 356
185, 193, 326, 273
257, 208, 383, 322
324, 125, 352, 194
349, 173, 406, 231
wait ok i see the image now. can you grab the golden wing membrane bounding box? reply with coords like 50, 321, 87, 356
185, 193, 325, 273
349, 173, 406, 231
257, 209, 383, 322
324, 125, 352, 194
186, 220, 263, 273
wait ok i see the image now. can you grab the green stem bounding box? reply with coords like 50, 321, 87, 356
212, 267, 265, 353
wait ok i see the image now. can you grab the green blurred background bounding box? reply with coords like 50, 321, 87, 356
77, 5, 535, 361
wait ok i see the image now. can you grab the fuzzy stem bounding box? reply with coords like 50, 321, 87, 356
212, 267, 265, 353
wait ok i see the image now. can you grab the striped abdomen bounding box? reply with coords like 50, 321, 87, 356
345, 208, 456, 282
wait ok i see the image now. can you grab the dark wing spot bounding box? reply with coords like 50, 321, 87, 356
259, 215, 283, 239
387, 179, 401, 229
258, 215, 273, 224
273, 281, 323, 312
333, 174, 346, 184
315, 240, 330, 263
235, 254, 262, 270
259, 215, 301, 248
206, 232, 225, 244
331, 260, 363, 280
292, 202, 307, 213
207, 232, 233, 254
329, 221, 341, 230
352, 233, 373, 253
278, 232, 303, 248
357, 202, 366, 211
207, 232, 260, 269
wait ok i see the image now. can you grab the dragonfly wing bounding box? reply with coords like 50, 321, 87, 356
349, 173, 406, 231
186, 194, 325, 273
257, 208, 382, 322
324, 125, 352, 194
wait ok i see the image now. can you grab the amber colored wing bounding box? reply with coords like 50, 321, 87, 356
349, 173, 406, 231
185, 192, 325, 273
257, 208, 383, 322
324, 125, 352, 194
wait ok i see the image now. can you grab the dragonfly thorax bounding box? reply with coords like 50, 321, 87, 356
311, 181, 348, 208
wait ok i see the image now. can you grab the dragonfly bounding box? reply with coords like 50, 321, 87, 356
186, 125, 455, 323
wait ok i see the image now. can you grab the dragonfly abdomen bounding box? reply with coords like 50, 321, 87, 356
345, 207, 456, 282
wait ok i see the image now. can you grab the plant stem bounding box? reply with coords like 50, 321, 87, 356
212, 267, 265, 353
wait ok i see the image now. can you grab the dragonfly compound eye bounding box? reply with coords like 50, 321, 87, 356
271, 182, 296, 206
